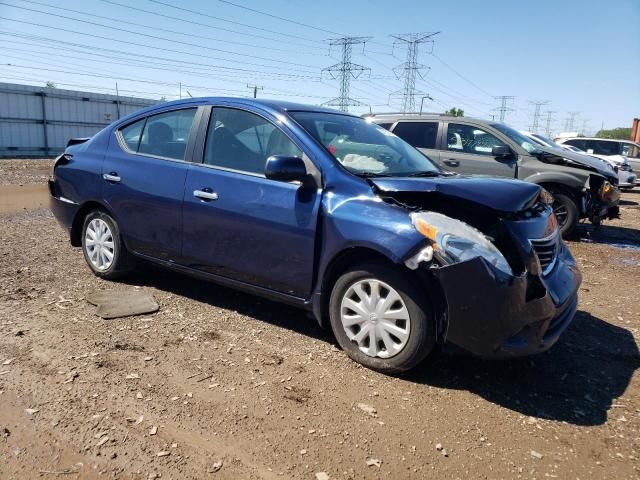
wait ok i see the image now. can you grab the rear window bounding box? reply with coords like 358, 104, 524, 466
119, 118, 145, 151
392, 121, 438, 149
118, 108, 197, 161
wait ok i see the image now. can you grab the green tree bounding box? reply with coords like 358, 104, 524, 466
445, 107, 464, 117
594, 127, 631, 140
45, 81, 57, 88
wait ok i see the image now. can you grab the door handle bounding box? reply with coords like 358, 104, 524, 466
193, 189, 219, 201
103, 172, 121, 182
443, 159, 460, 167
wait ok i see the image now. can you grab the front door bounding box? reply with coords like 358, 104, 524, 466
181, 106, 321, 298
439, 122, 516, 177
102, 107, 200, 259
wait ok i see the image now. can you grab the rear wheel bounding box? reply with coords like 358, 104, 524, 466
550, 192, 578, 237
329, 262, 435, 373
81, 210, 134, 279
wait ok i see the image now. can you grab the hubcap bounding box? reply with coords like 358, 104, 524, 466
553, 201, 568, 227
340, 279, 410, 359
85, 218, 115, 271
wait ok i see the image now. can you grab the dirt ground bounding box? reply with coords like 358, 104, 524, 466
0, 158, 638, 480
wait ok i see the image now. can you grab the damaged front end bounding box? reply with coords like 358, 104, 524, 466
375, 180, 582, 357
585, 174, 620, 223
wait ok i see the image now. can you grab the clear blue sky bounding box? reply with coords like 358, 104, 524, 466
1, 0, 638, 135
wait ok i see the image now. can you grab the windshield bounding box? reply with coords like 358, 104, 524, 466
290, 112, 441, 176
531, 133, 559, 148
492, 123, 541, 154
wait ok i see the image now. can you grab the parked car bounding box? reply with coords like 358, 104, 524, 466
520, 131, 637, 189
366, 114, 620, 235
50, 98, 582, 372
556, 137, 640, 186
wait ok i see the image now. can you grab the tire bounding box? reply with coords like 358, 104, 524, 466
550, 192, 578, 237
328, 262, 435, 373
81, 210, 134, 280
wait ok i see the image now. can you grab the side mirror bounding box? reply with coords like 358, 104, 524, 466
492, 145, 512, 158
265, 155, 314, 186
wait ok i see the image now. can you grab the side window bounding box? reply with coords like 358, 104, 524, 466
393, 121, 438, 149
446, 123, 502, 155
204, 108, 302, 175
137, 108, 197, 160
119, 118, 145, 152
377, 122, 393, 130
587, 140, 620, 156
621, 143, 640, 158
565, 139, 588, 150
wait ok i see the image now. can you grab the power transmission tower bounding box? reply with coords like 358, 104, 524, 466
529, 100, 549, 133
579, 118, 590, 136
247, 84, 263, 98
564, 111, 580, 132
322, 36, 371, 112
493, 96, 515, 122
543, 110, 556, 137
391, 32, 439, 112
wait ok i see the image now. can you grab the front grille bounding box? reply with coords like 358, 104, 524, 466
530, 233, 559, 276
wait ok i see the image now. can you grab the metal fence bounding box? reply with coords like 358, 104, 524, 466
0, 82, 159, 157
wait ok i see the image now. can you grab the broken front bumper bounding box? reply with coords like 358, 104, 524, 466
432, 244, 581, 358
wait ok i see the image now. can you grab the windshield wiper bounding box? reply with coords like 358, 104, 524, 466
405, 171, 443, 178
353, 171, 395, 178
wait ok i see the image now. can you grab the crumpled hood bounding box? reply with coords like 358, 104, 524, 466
537, 145, 617, 178
370, 176, 542, 213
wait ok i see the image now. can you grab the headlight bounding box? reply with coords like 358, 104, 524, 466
410, 211, 513, 275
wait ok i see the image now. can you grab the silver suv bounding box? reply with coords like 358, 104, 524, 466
366, 114, 620, 235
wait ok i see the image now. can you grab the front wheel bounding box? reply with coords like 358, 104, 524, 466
81, 210, 134, 279
328, 262, 435, 373
551, 192, 578, 237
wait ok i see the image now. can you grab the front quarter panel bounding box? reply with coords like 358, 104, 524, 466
518, 156, 589, 189
316, 185, 425, 288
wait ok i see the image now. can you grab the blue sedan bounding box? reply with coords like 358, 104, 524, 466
49, 98, 581, 372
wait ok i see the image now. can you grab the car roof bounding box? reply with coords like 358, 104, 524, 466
364, 112, 494, 124
562, 137, 634, 144
140, 97, 352, 116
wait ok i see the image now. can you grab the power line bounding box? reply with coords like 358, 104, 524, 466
528, 100, 549, 133
7, 0, 320, 56
390, 32, 439, 112
493, 96, 515, 122
215, 0, 342, 36
0, 3, 321, 69
3, 63, 333, 101
322, 36, 371, 112
98, 0, 326, 51
0, 33, 323, 81
431, 53, 493, 98
146, 0, 321, 44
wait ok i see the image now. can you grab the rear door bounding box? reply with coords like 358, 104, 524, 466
181, 106, 322, 298
103, 106, 201, 260
439, 122, 516, 177
390, 120, 442, 164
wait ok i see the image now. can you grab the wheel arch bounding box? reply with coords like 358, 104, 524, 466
314, 246, 446, 341
70, 200, 116, 247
